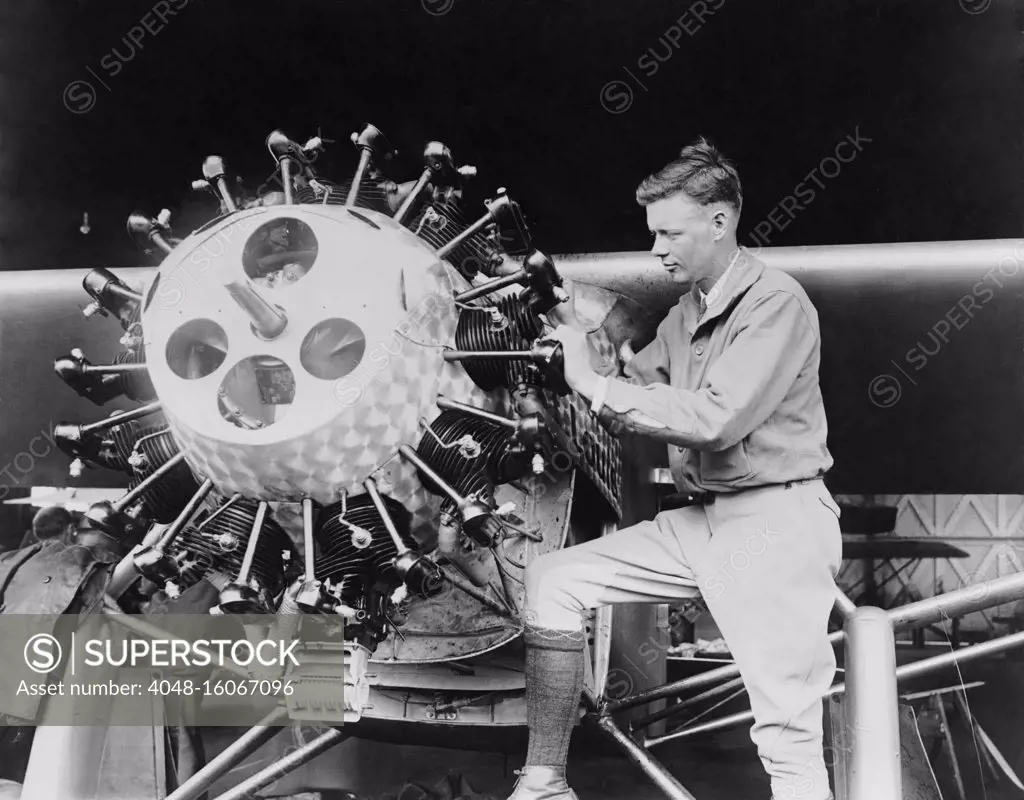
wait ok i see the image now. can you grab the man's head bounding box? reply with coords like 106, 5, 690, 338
637, 137, 742, 290
31, 506, 75, 543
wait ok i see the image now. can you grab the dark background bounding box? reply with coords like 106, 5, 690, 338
0, 0, 1023, 511
2, 0, 1023, 272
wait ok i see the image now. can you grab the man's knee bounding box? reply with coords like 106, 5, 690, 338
523, 550, 584, 621
524, 551, 567, 605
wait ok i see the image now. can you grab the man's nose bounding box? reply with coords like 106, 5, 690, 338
651, 238, 668, 257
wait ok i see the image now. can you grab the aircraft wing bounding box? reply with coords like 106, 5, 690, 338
0, 267, 155, 491
2, 238, 1021, 495
556, 239, 1024, 495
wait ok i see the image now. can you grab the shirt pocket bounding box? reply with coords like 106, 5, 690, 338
698, 440, 755, 487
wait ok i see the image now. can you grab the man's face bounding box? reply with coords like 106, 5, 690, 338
646, 193, 720, 286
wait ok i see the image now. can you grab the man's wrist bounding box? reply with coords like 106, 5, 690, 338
589, 375, 610, 414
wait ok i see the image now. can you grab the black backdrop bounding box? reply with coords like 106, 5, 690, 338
2, 0, 1023, 272
1, 0, 1024, 497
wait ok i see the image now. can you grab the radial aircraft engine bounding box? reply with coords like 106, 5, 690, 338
50, 124, 624, 735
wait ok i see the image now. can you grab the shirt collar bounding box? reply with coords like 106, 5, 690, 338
696, 249, 741, 306
686, 247, 765, 335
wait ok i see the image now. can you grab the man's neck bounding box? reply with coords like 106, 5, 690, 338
696, 245, 742, 297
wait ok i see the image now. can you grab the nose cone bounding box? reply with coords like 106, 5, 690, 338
138, 206, 498, 540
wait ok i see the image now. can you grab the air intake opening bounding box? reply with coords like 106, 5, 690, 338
218, 355, 295, 429
242, 218, 318, 289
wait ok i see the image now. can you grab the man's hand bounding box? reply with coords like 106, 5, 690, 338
547, 325, 601, 398
544, 293, 579, 330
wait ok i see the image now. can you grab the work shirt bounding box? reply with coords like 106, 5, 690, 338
597, 247, 833, 493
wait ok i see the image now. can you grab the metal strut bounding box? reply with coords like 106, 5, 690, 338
581, 572, 1024, 800
163, 707, 289, 800
208, 727, 349, 800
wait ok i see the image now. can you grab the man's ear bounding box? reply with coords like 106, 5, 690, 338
711, 207, 731, 241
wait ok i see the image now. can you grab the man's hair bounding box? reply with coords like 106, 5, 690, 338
636, 137, 742, 213
32, 506, 74, 540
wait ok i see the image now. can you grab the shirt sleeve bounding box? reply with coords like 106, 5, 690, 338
598, 291, 817, 451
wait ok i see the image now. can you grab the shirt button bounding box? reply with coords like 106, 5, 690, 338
694, 343, 705, 356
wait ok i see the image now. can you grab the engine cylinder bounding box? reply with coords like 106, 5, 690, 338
168, 497, 296, 599
453, 297, 543, 391
113, 348, 157, 401
312, 493, 416, 608
415, 409, 520, 516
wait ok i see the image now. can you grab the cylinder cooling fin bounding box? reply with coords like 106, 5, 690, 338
166, 496, 298, 601
113, 348, 156, 401
314, 492, 415, 603
453, 297, 544, 391
415, 409, 522, 513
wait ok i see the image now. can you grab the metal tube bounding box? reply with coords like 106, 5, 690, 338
644, 628, 1024, 747
196, 494, 242, 533
894, 628, 1024, 682
394, 170, 431, 224
80, 401, 162, 434
215, 176, 238, 213
888, 570, 1024, 631
107, 282, 143, 303
397, 445, 466, 507
163, 707, 288, 800
112, 451, 186, 511
157, 478, 215, 550
833, 586, 858, 622
604, 658, 749, 713
442, 349, 531, 361
209, 728, 348, 800
81, 362, 149, 374
280, 158, 294, 204
236, 501, 268, 583
152, 233, 175, 254
845, 607, 901, 800
629, 676, 747, 732
346, 148, 372, 207
436, 395, 518, 427
302, 497, 316, 577
588, 713, 698, 800
105, 548, 145, 600
611, 572, 1024, 714
900, 680, 985, 701
363, 478, 411, 553
223, 279, 288, 339
643, 707, 755, 746
454, 271, 524, 303
101, 597, 251, 679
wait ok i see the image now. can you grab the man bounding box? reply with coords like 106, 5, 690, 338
0, 511, 119, 793
510, 138, 843, 800
18, 505, 76, 549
